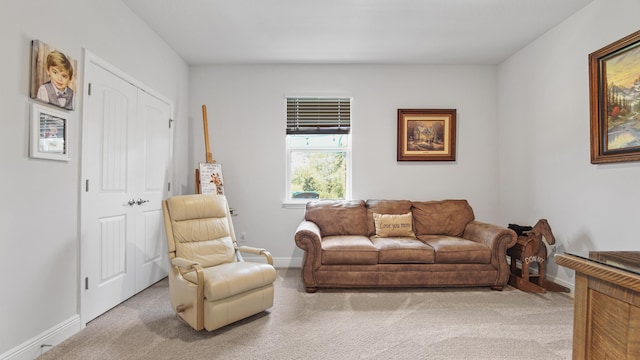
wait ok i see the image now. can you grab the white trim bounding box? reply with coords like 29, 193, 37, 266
83, 50, 173, 109
243, 256, 302, 268
283, 92, 353, 99
0, 315, 80, 360
282, 201, 309, 209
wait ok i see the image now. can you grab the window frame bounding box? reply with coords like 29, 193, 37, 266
283, 96, 352, 207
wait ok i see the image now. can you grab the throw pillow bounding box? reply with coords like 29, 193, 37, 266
373, 212, 415, 237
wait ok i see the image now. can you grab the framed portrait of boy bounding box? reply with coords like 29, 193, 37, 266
30, 40, 78, 111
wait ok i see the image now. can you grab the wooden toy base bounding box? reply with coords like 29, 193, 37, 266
507, 235, 569, 293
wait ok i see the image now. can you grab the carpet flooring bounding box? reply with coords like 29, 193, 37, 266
38, 268, 574, 360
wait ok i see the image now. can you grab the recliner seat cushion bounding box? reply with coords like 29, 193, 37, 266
183, 261, 277, 302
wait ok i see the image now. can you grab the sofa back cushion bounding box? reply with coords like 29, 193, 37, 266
305, 200, 368, 236
366, 200, 413, 236
412, 200, 475, 237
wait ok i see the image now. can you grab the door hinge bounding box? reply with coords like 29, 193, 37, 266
168, 182, 171, 192
85, 277, 89, 290
85, 179, 89, 192
88, 83, 92, 96
169, 118, 174, 128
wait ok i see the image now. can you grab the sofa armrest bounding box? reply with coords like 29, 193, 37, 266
295, 220, 322, 249
463, 220, 517, 287
294, 220, 323, 291
463, 221, 516, 249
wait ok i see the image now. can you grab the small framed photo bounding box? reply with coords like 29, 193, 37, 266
589, 30, 640, 164
397, 109, 457, 161
30, 103, 69, 161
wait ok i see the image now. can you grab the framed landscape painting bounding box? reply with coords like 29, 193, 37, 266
590, 30, 640, 164
397, 109, 456, 161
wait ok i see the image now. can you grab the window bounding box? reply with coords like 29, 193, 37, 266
285, 97, 351, 204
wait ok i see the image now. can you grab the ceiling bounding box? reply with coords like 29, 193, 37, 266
121, 0, 594, 65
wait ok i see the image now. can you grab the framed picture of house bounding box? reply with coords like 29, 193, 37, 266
30, 40, 78, 111
397, 109, 456, 161
589, 30, 640, 164
30, 102, 69, 161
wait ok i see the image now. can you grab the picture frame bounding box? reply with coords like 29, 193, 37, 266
589, 30, 640, 164
397, 109, 456, 161
30, 102, 70, 161
198, 162, 225, 195
30, 40, 78, 111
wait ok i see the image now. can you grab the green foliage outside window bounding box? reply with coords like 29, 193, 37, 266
291, 152, 346, 199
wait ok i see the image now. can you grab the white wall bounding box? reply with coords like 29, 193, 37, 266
189, 64, 500, 263
498, 0, 640, 286
5, 0, 634, 356
0, 0, 190, 357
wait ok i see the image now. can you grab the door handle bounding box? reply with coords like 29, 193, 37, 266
136, 198, 150, 205
127, 198, 136, 206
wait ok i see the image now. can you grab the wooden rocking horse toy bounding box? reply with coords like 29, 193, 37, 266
507, 219, 570, 293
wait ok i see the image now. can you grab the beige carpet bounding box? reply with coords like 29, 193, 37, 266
39, 268, 574, 360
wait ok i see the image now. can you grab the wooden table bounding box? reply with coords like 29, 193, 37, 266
555, 252, 640, 359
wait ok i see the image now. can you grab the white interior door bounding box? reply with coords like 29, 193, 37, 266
81, 58, 171, 322
134, 90, 171, 292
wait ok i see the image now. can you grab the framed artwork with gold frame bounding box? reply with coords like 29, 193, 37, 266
397, 109, 456, 161
589, 30, 640, 164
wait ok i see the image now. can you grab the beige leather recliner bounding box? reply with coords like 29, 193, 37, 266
162, 194, 276, 331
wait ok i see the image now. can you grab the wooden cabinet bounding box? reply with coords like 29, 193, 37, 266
556, 252, 640, 359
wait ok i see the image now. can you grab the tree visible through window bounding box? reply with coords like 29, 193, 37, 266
286, 97, 351, 202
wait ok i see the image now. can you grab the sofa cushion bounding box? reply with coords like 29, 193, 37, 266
371, 237, 435, 263
419, 235, 491, 264
321, 235, 378, 265
373, 212, 416, 237
366, 199, 413, 236
412, 200, 475, 237
305, 200, 368, 237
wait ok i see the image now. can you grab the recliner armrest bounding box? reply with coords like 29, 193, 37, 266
171, 257, 201, 271
238, 246, 274, 265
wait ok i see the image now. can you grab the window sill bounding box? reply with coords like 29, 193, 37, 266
282, 201, 309, 209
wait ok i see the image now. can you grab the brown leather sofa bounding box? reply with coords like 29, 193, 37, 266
294, 199, 517, 293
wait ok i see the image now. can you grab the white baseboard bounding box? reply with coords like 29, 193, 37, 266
544, 274, 575, 297
243, 256, 302, 268
0, 315, 81, 360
